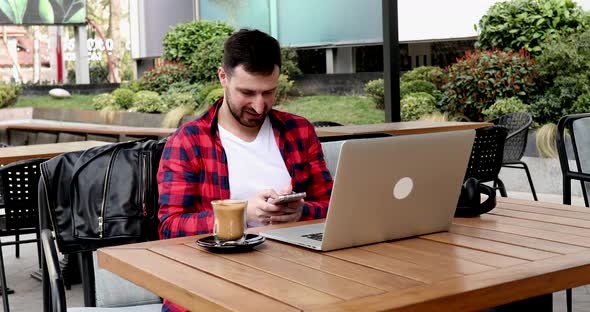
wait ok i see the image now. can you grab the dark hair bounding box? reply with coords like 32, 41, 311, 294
223, 29, 281, 76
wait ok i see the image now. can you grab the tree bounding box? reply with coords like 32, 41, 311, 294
476, 0, 589, 55
109, 0, 122, 82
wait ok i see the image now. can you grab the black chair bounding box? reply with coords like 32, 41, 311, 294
557, 113, 590, 207
40, 230, 66, 312
312, 121, 343, 127
555, 114, 589, 312
0, 158, 47, 312
490, 112, 538, 200
465, 126, 509, 191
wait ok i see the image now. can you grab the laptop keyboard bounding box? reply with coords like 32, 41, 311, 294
302, 232, 323, 241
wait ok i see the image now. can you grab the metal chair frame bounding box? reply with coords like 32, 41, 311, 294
490, 112, 538, 201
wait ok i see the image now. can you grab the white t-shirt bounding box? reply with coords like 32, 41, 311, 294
218, 116, 292, 215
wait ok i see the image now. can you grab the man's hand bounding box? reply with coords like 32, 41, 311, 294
246, 185, 304, 225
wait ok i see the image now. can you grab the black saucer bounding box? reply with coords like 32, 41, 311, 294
196, 234, 265, 252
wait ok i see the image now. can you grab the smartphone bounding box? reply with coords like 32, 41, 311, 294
267, 192, 307, 205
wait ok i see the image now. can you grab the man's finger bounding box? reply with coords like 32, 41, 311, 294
280, 183, 293, 195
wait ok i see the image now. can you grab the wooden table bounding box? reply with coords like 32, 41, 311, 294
315, 121, 490, 137
0, 119, 175, 138
98, 198, 590, 311
0, 140, 111, 165
0, 119, 488, 141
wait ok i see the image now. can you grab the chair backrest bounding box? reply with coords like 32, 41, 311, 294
0, 158, 46, 231
557, 113, 590, 206
40, 229, 67, 312
464, 126, 509, 183
490, 112, 532, 163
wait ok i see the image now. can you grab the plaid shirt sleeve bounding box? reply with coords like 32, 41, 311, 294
296, 122, 333, 221
157, 127, 213, 239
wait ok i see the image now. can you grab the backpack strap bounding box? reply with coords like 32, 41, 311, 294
455, 178, 497, 218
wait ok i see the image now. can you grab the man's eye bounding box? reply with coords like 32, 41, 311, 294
241, 90, 254, 96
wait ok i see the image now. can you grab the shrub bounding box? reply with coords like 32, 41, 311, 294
476, 0, 588, 55
530, 30, 590, 124
140, 62, 191, 94
196, 81, 222, 105
0, 83, 21, 108
400, 92, 438, 121
162, 20, 234, 65
364, 79, 384, 109
189, 36, 227, 83
400, 66, 445, 88
276, 74, 294, 104
162, 92, 196, 112
482, 97, 529, 120
400, 80, 437, 98
111, 88, 135, 109
131, 91, 164, 113
92, 93, 116, 110
121, 79, 143, 93
281, 48, 302, 77
439, 49, 538, 121
203, 88, 224, 107
572, 93, 590, 113
161, 105, 196, 128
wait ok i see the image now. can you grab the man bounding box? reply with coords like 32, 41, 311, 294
157, 29, 333, 311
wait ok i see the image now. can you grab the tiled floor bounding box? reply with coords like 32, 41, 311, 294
3, 191, 590, 311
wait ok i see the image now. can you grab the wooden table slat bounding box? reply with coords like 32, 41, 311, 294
183, 242, 385, 300
497, 197, 588, 211
0, 140, 111, 165
498, 202, 590, 221
253, 240, 422, 291
491, 208, 590, 229
393, 238, 528, 268
454, 216, 590, 248
449, 224, 588, 254
325, 248, 462, 283
482, 214, 590, 238
360, 242, 496, 275
150, 244, 342, 308
97, 248, 298, 312
422, 232, 559, 261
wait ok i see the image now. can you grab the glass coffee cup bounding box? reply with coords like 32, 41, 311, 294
211, 199, 247, 244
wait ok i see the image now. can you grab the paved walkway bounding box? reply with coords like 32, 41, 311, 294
3, 191, 590, 311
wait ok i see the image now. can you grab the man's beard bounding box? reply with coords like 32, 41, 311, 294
225, 91, 267, 128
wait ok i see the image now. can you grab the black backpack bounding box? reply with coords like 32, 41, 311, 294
39, 138, 166, 253
455, 178, 497, 218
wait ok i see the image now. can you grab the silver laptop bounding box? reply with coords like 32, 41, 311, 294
259, 130, 475, 251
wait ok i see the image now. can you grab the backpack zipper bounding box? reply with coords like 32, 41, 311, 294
99, 148, 120, 238
141, 152, 148, 217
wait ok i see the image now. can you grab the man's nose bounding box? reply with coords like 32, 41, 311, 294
252, 95, 265, 113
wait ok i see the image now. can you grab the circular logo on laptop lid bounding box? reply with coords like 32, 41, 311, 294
393, 177, 413, 199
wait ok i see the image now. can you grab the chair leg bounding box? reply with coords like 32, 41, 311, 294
14, 232, 19, 259
520, 161, 538, 201
495, 179, 508, 197
80, 252, 96, 307
0, 244, 10, 312
564, 177, 572, 205
36, 229, 42, 270
567, 288, 572, 312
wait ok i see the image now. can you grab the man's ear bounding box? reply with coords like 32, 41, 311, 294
218, 66, 227, 87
